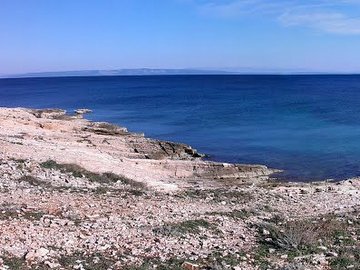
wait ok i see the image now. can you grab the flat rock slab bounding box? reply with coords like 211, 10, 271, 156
0, 107, 277, 191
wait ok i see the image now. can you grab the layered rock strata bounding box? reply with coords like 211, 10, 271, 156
0, 107, 277, 191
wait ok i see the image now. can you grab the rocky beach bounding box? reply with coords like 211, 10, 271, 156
0, 107, 359, 270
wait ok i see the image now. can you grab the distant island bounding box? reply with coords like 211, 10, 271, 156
0, 68, 344, 79
1, 68, 234, 78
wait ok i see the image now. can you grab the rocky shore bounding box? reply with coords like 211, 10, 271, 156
0, 107, 359, 270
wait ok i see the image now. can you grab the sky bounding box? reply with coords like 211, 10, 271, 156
1, 0, 360, 74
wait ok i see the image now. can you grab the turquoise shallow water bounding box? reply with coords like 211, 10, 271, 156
1, 75, 360, 181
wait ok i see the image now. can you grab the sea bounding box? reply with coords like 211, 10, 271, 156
1, 75, 360, 181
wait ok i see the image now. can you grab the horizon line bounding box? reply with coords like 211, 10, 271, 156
1, 68, 360, 79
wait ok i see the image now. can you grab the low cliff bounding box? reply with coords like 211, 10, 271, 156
0, 107, 277, 191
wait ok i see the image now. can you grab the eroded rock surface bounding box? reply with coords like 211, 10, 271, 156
0, 107, 276, 191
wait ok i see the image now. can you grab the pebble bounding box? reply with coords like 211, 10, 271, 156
25, 248, 49, 261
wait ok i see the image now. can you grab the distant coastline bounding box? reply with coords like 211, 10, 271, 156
1, 68, 234, 79
2, 68, 359, 79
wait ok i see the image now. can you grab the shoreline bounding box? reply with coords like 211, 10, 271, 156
0, 106, 356, 185
63, 108, 347, 184
0, 107, 359, 269
0, 107, 278, 191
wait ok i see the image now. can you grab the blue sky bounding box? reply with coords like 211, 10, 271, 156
1, 0, 360, 74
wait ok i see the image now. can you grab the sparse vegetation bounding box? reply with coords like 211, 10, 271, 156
330, 247, 360, 270
1, 255, 28, 270
153, 219, 216, 237
127, 189, 145, 196
0, 203, 44, 221
125, 250, 245, 270
58, 252, 118, 270
11, 158, 28, 170
203, 250, 246, 269
181, 188, 253, 203
17, 175, 51, 187
16, 172, 145, 197
124, 258, 185, 270
206, 209, 252, 220
16, 174, 86, 193
10, 158, 27, 164
40, 160, 145, 189
255, 213, 359, 269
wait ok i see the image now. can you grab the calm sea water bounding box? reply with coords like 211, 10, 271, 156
1, 75, 360, 181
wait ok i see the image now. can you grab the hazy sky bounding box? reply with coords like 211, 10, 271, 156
1, 0, 360, 74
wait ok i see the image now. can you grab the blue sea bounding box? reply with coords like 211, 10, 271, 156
1, 75, 360, 181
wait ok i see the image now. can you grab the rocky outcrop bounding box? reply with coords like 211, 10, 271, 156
0, 107, 278, 190
28, 108, 67, 119
74, 108, 92, 115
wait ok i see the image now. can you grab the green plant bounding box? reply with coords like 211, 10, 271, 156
40, 160, 144, 188
153, 219, 216, 236
1, 255, 28, 269
58, 252, 117, 270
17, 175, 51, 187
206, 209, 251, 220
